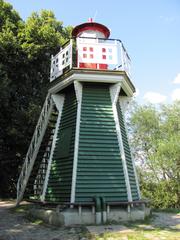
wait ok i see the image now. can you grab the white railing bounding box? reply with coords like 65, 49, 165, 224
50, 40, 73, 81
120, 43, 131, 79
16, 94, 54, 205
50, 37, 132, 81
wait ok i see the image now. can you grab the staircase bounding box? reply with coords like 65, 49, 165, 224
16, 94, 54, 205
23, 110, 58, 200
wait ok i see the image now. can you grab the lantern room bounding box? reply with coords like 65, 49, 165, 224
50, 20, 131, 81
72, 19, 110, 70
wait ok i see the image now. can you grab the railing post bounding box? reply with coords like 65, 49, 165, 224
69, 39, 73, 70
120, 42, 125, 71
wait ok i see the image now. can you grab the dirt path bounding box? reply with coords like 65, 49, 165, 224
0, 200, 179, 240
152, 212, 180, 229
0, 201, 83, 240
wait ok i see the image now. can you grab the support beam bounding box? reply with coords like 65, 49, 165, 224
70, 81, 83, 204
110, 83, 132, 202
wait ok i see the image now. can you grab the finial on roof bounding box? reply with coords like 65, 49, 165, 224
88, 18, 93, 22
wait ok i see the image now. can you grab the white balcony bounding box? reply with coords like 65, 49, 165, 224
50, 37, 131, 81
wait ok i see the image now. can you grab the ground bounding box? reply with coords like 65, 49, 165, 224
0, 200, 179, 240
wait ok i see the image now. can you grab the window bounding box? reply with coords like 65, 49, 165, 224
83, 53, 87, 58
102, 55, 106, 59
102, 48, 106, 53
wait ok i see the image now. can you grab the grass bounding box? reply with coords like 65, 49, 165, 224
153, 208, 180, 214
85, 213, 180, 240
10, 202, 44, 225
89, 228, 180, 240
27, 216, 44, 225
10, 203, 33, 213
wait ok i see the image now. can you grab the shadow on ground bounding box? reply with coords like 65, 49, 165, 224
0, 200, 179, 240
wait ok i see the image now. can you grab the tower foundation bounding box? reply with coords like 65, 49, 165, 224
29, 201, 150, 226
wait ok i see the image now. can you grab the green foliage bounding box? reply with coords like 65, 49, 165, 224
130, 102, 180, 208
141, 178, 178, 208
0, 0, 21, 32
19, 10, 67, 59
0, 0, 72, 197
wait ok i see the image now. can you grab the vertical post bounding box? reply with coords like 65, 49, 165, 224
120, 42, 125, 71
127, 204, 131, 220
110, 83, 132, 202
94, 197, 102, 224
78, 205, 82, 216
101, 197, 107, 223
50, 55, 54, 82
76, 38, 80, 68
40, 94, 65, 202
70, 81, 82, 204
69, 39, 73, 70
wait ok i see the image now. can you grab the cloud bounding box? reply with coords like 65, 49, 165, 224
173, 73, 180, 84
171, 88, 180, 101
143, 91, 167, 104
160, 15, 177, 23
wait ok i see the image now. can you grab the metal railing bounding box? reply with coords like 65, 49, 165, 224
50, 37, 131, 81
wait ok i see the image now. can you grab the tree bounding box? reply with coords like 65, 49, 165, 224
129, 101, 180, 208
0, 0, 72, 197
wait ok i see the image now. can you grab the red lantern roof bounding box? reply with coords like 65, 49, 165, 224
72, 21, 110, 38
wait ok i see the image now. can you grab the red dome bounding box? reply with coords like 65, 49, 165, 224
72, 22, 110, 38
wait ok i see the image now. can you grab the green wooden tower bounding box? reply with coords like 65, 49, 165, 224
17, 20, 146, 224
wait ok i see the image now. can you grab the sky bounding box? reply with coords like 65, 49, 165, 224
7, 0, 180, 104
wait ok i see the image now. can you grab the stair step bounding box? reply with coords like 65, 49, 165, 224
52, 111, 58, 115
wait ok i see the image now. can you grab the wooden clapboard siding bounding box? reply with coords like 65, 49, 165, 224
75, 83, 128, 202
45, 88, 77, 202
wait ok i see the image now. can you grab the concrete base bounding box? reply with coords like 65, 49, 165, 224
29, 208, 64, 226
29, 205, 151, 226
107, 207, 150, 223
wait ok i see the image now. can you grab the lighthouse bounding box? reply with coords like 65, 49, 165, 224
17, 20, 149, 225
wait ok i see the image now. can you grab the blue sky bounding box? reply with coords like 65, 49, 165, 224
7, 0, 180, 104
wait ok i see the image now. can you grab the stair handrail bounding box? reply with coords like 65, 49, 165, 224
16, 93, 54, 205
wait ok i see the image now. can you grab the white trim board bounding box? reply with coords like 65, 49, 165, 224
110, 83, 132, 202
48, 72, 134, 97
70, 81, 83, 204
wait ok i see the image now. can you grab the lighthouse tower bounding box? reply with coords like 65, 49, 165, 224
17, 20, 149, 225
